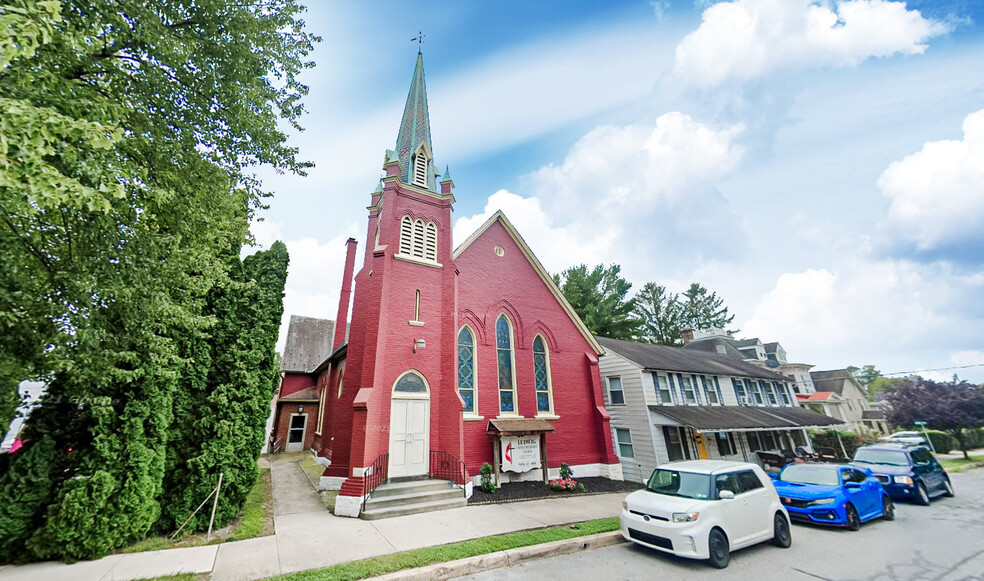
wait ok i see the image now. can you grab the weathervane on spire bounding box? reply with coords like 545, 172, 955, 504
411, 31, 425, 54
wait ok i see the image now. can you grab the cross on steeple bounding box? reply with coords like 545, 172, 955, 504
411, 31, 425, 54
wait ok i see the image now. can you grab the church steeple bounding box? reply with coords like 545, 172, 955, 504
395, 53, 437, 191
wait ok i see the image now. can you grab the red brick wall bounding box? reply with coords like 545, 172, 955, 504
280, 373, 315, 397
272, 401, 319, 452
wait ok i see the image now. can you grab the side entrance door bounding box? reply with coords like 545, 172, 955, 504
285, 413, 307, 452
388, 397, 429, 478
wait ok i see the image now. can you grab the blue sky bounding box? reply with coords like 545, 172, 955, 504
252, 0, 984, 383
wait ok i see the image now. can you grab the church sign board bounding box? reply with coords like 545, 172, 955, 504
500, 435, 540, 473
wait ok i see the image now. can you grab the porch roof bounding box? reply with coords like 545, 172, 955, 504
649, 405, 842, 432
487, 418, 556, 436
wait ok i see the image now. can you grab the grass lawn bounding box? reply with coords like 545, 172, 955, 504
122, 467, 273, 554
940, 455, 984, 472
268, 517, 620, 581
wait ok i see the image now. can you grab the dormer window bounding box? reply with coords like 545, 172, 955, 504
413, 152, 428, 188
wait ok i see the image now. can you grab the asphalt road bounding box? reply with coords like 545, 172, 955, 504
457, 469, 984, 581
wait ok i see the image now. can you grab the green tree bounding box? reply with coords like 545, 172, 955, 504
678, 283, 736, 333
554, 264, 640, 339
0, 436, 56, 561
633, 283, 683, 346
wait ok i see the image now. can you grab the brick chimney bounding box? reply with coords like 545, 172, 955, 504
681, 328, 694, 345
332, 238, 358, 349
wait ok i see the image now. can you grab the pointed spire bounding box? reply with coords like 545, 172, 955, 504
395, 53, 435, 190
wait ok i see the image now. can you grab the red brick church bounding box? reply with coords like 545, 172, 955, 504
271, 53, 621, 518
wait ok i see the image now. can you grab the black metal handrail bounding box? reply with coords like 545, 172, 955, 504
362, 452, 389, 512
429, 450, 467, 488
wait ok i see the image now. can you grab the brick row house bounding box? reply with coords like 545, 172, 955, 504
271, 54, 621, 518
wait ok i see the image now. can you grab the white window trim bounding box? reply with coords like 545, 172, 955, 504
615, 427, 634, 458
606, 376, 625, 406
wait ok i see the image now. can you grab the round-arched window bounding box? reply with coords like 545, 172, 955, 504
394, 372, 427, 394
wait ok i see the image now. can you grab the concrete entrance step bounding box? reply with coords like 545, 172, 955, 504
361, 479, 467, 520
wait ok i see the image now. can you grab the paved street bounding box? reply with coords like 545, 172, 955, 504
457, 469, 984, 581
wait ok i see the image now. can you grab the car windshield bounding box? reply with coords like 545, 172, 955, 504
647, 469, 711, 500
853, 449, 909, 466
779, 464, 840, 486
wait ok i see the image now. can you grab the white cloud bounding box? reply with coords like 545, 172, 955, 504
675, 0, 949, 86
878, 108, 984, 256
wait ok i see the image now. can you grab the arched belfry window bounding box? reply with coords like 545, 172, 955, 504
413, 152, 428, 188
394, 371, 427, 394
457, 327, 476, 414
496, 315, 517, 414
397, 214, 438, 263
533, 336, 554, 414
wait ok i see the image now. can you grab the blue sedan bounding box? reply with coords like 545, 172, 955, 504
771, 463, 894, 530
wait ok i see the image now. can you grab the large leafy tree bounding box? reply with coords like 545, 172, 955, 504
1, 0, 314, 560
678, 283, 736, 333
633, 283, 683, 346
554, 264, 640, 340
883, 378, 984, 459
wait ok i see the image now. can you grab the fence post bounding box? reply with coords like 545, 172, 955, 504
206, 472, 223, 541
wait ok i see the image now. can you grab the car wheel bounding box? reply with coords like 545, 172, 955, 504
772, 512, 792, 548
707, 528, 730, 569
914, 482, 931, 506
845, 504, 861, 531
943, 477, 955, 498
882, 496, 895, 521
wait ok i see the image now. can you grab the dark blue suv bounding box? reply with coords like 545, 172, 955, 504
852, 443, 953, 505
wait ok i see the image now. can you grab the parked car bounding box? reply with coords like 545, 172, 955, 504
852, 443, 953, 505
771, 463, 894, 530
882, 431, 927, 445
620, 460, 791, 569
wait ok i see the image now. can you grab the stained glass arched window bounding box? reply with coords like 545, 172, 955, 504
457, 327, 476, 414
533, 336, 553, 414
496, 315, 516, 413
394, 372, 427, 394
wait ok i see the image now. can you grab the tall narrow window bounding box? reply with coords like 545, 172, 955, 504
653, 374, 673, 405
496, 315, 516, 414
412, 219, 425, 257
666, 373, 679, 404
761, 380, 777, 405
424, 222, 437, 261
457, 327, 476, 414
413, 290, 420, 321
532, 336, 553, 414
615, 428, 634, 458
399, 215, 413, 255
733, 378, 748, 404
680, 374, 696, 405
749, 380, 764, 405
775, 381, 791, 406
701, 375, 720, 405
413, 153, 428, 187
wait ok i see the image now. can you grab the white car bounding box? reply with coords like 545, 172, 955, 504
620, 460, 792, 568
883, 431, 927, 445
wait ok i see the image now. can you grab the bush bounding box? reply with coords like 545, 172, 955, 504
925, 430, 957, 454
961, 428, 984, 449
559, 463, 573, 480
479, 462, 495, 494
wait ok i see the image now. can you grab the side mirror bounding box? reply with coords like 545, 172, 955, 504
844, 481, 862, 489
719, 490, 735, 500
864, 468, 874, 477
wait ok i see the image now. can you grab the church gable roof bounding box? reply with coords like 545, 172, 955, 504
453, 211, 604, 355
281, 315, 336, 373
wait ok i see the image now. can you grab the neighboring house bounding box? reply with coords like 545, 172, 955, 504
682, 329, 816, 395
597, 337, 841, 484
269, 315, 337, 453
805, 370, 889, 436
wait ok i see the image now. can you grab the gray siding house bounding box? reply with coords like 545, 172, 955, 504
597, 337, 841, 484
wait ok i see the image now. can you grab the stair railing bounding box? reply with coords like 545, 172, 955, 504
362, 452, 389, 512
429, 450, 468, 491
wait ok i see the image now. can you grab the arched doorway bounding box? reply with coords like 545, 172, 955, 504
388, 371, 430, 478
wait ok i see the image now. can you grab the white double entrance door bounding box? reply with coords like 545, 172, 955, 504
388, 397, 429, 478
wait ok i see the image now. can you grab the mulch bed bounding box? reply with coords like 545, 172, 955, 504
468, 477, 643, 505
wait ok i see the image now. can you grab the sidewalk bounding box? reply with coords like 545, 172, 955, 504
0, 455, 625, 581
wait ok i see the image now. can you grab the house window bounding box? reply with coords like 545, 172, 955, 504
775, 382, 791, 406
761, 380, 777, 405
749, 380, 764, 405
712, 377, 723, 404
615, 428, 634, 458
496, 315, 517, 414
663, 426, 691, 461
653, 374, 674, 405
607, 376, 625, 405
716, 432, 737, 456
398, 215, 438, 263
679, 374, 696, 405
733, 378, 748, 404
697, 375, 720, 405
457, 327, 476, 414
532, 336, 553, 414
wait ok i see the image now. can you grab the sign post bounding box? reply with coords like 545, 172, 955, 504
914, 421, 935, 453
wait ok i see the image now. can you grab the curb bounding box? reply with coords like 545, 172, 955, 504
368, 531, 626, 580
945, 461, 984, 473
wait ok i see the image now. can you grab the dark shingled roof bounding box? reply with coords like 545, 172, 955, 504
650, 405, 842, 431
598, 337, 787, 381
682, 337, 748, 360
281, 315, 336, 373
811, 369, 850, 395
